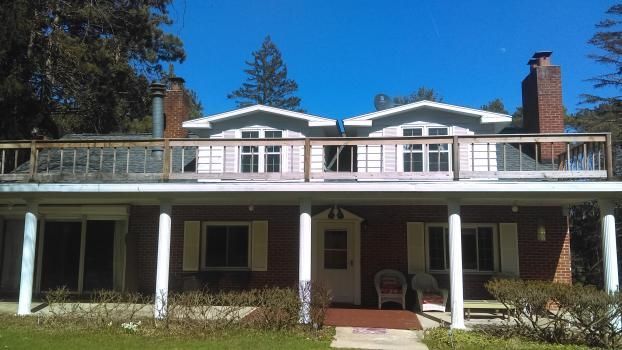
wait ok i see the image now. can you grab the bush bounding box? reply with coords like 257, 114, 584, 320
43, 284, 332, 334
424, 327, 591, 350
45, 287, 152, 328
486, 279, 622, 349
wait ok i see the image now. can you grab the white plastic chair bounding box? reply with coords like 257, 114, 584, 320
411, 272, 448, 312
374, 269, 407, 310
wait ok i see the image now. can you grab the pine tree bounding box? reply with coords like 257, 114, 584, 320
583, 3, 622, 105
228, 36, 302, 111
0, 0, 185, 138
480, 98, 509, 114
392, 87, 443, 105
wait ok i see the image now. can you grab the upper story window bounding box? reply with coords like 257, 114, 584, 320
403, 126, 451, 172
427, 224, 496, 272
240, 131, 259, 173
240, 129, 283, 173
264, 130, 282, 173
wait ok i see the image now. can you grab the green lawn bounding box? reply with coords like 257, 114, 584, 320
0, 321, 333, 350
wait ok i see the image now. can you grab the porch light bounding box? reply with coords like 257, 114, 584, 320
328, 206, 335, 219
337, 207, 344, 219
537, 218, 546, 241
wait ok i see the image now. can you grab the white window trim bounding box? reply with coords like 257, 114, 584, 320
238, 128, 285, 173
201, 221, 252, 271
399, 125, 453, 172
424, 222, 499, 274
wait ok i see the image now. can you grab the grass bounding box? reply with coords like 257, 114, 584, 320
0, 315, 334, 350
423, 327, 594, 350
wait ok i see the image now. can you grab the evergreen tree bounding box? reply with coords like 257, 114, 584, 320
0, 0, 185, 139
228, 36, 302, 111
583, 3, 622, 105
480, 98, 509, 114
392, 87, 443, 105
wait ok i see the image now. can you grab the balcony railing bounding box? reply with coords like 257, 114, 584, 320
0, 133, 614, 183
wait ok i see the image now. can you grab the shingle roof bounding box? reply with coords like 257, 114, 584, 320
12, 134, 196, 182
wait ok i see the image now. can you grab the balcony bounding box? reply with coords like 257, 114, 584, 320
0, 133, 614, 183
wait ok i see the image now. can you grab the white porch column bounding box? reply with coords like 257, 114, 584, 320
154, 202, 172, 319
17, 202, 38, 315
299, 198, 312, 324
448, 201, 465, 329
601, 200, 619, 293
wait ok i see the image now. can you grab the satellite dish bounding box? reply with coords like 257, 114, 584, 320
374, 94, 394, 111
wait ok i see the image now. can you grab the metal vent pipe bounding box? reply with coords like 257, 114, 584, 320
150, 82, 166, 159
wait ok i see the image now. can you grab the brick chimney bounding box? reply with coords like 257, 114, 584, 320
521, 51, 564, 134
163, 76, 191, 138
521, 51, 564, 160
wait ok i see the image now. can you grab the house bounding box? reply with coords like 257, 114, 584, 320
0, 51, 620, 329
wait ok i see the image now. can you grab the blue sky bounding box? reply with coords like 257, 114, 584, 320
166, 0, 616, 119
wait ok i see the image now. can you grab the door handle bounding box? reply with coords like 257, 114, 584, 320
350, 259, 353, 267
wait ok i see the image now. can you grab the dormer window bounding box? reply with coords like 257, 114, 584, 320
240, 131, 260, 173
240, 129, 283, 173
402, 126, 451, 172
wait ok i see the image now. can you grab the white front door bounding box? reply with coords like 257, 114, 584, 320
317, 222, 355, 303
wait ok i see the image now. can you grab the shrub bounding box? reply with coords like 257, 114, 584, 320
42, 285, 332, 334
486, 278, 622, 349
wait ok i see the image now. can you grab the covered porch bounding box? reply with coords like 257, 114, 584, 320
0, 181, 619, 329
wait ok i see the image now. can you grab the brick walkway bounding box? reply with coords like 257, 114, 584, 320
324, 308, 423, 330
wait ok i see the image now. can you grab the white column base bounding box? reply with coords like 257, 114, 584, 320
17, 203, 38, 316
448, 202, 465, 329
154, 202, 172, 319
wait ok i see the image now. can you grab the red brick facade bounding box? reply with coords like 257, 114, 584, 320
163, 77, 190, 139
128, 204, 570, 307
521, 53, 565, 160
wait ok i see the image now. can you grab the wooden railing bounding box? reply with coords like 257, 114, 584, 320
0, 133, 613, 183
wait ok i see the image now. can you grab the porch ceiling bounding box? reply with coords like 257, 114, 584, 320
0, 181, 620, 207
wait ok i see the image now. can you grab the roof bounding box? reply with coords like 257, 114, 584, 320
11, 133, 195, 182
342, 100, 512, 127
182, 104, 338, 129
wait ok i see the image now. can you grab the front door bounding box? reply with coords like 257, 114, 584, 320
317, 222, 355, 303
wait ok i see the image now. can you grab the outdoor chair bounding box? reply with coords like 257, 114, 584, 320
374, 269, 407, 310
411, 272, 448, 312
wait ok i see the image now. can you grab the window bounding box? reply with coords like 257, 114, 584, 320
428, 127, 449, 171
403, 128, 424, 172
203, 223, 250, 269
324, 230, 348, 269
402, 126, 451, 172
264, 130, 282, 172
427, 224, 496, 272
240, 131, 259, 173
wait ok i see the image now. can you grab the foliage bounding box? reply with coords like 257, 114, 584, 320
0, 0, 185, 139
45, 287, 152, 327
486, 279, 622, 348
511, 107, 524, 128
392, 87, 443, 104
583, 3, 622, 105
228, 36, 303, 111
44, 284, 331, 334
566, 102, 622, 141
424, 327, 591, 350
569, 202, 622, 287
480, 98, 509, 114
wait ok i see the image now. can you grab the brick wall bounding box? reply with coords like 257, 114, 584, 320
163, 78, 190, 139
128, 204, 570, 307
130, 205, 299, 294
